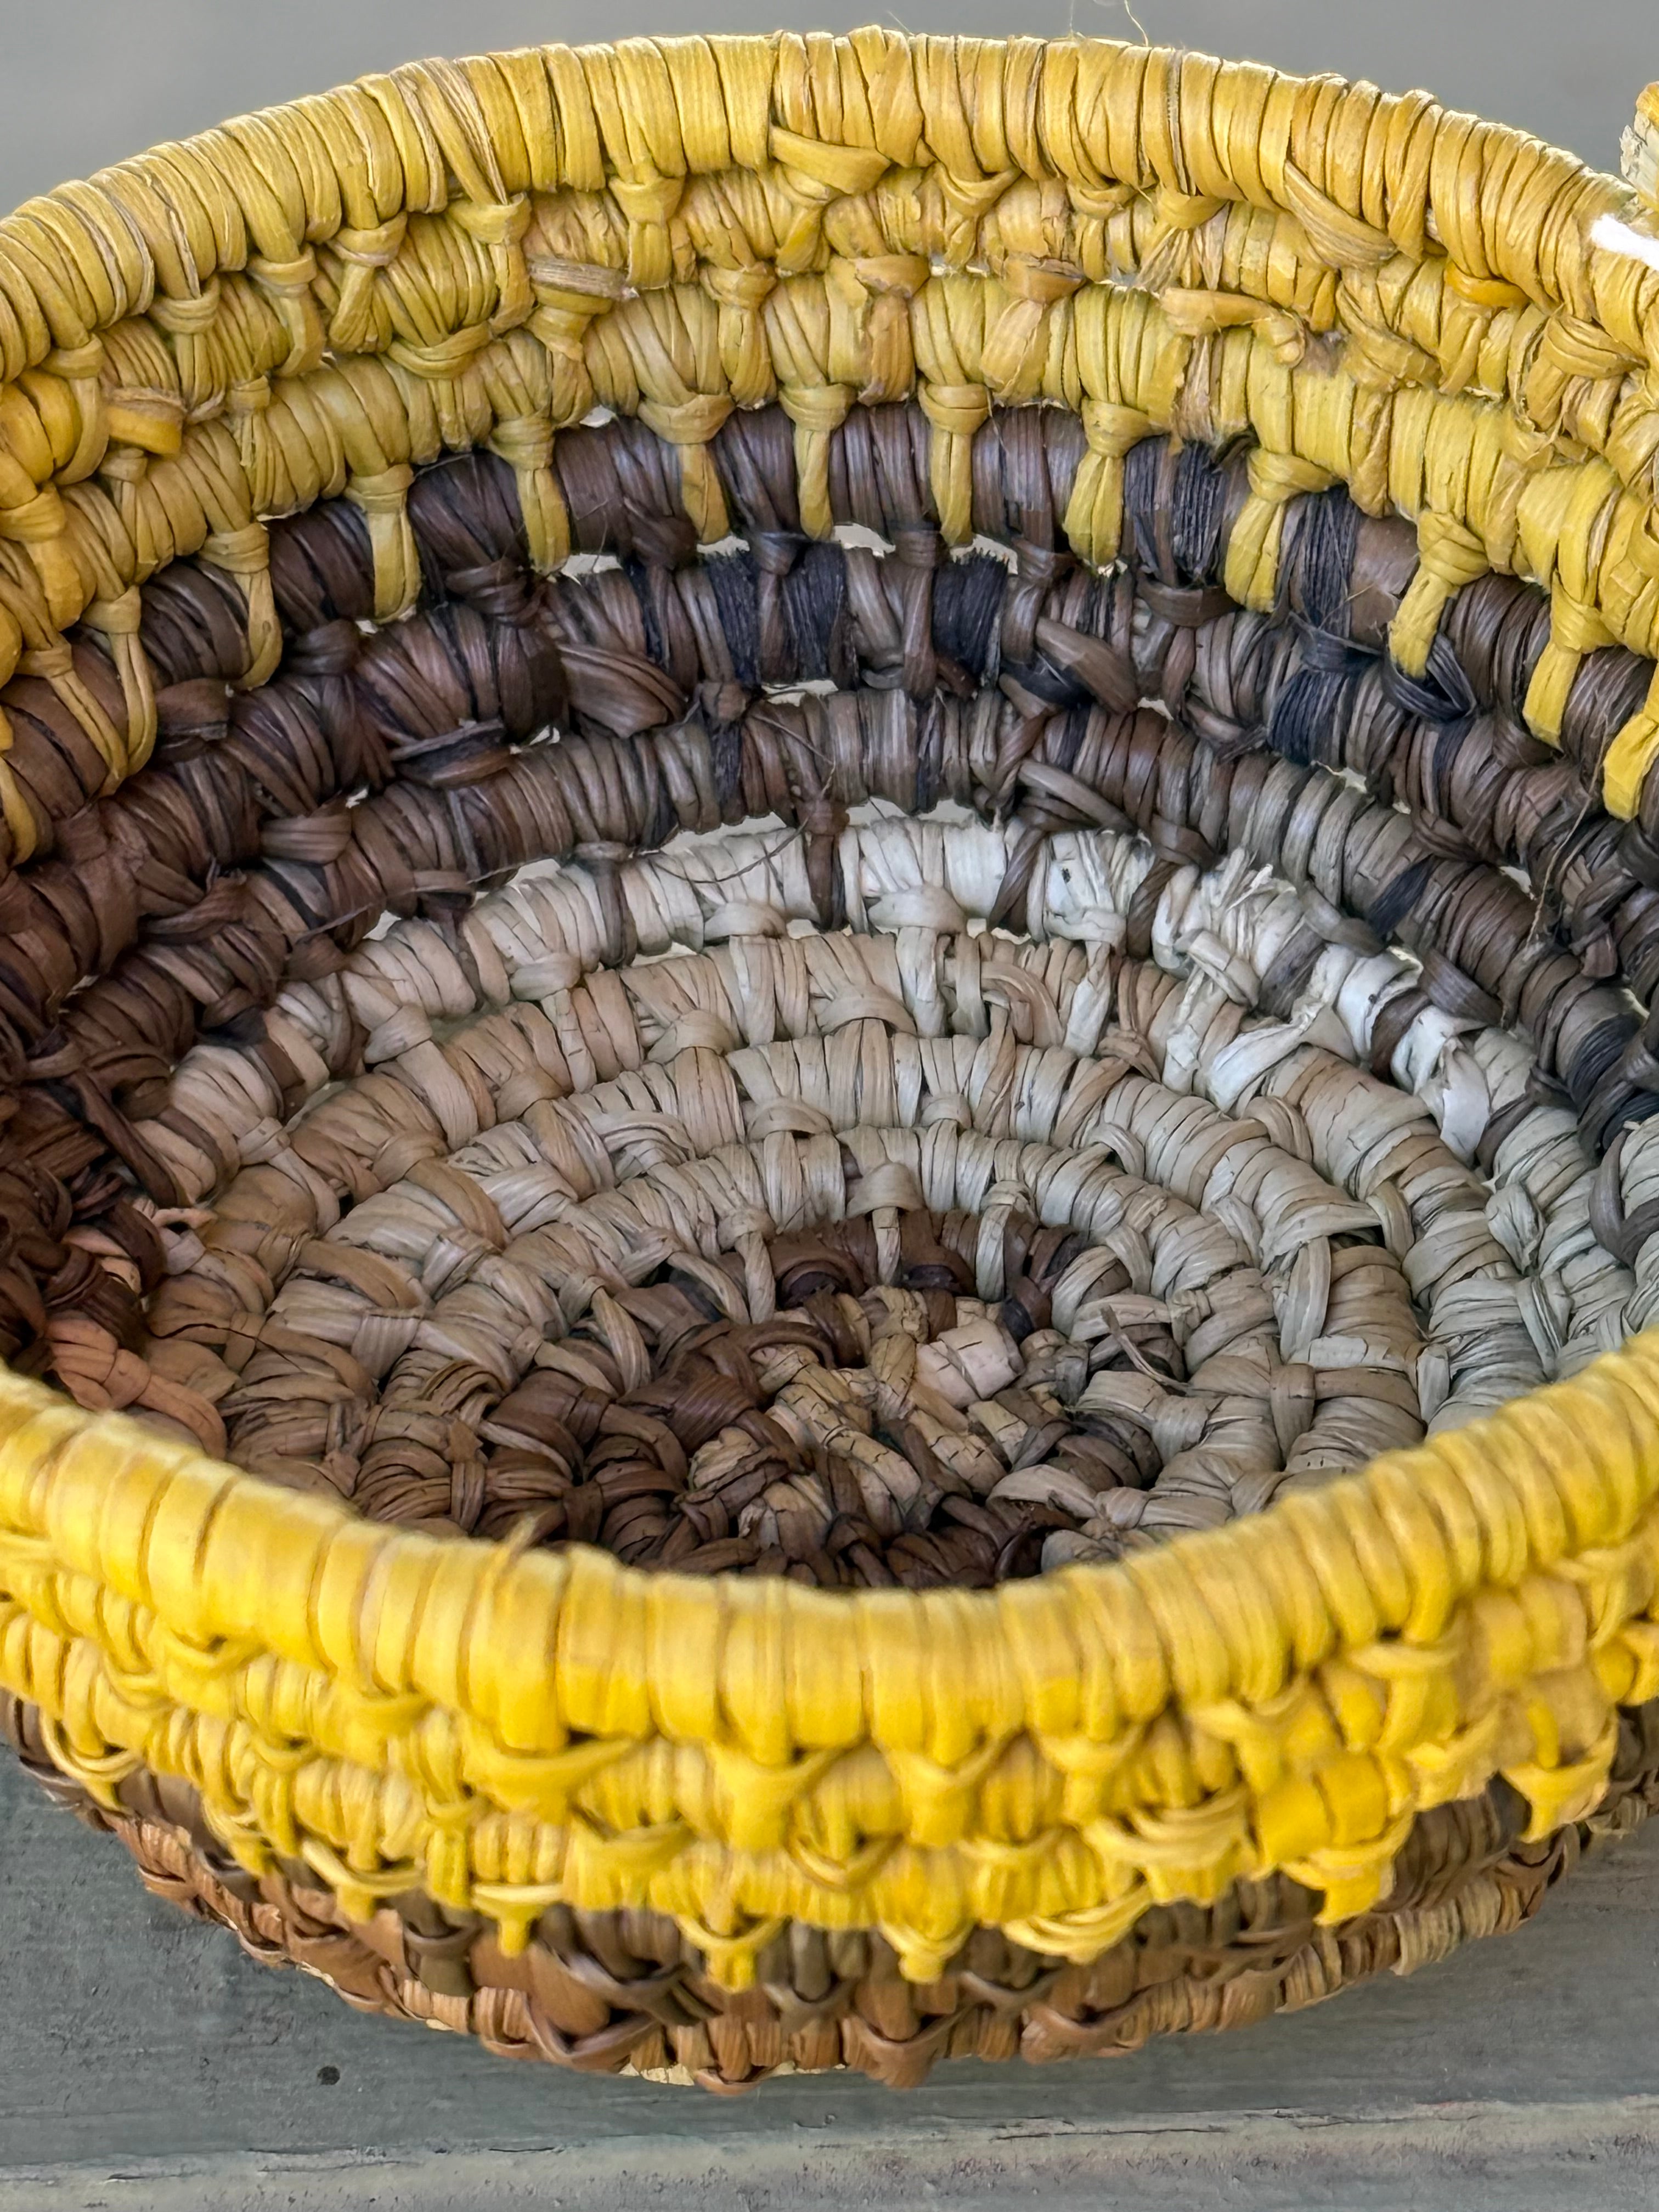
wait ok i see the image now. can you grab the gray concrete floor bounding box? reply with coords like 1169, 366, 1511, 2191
4, 3, 1659, 2203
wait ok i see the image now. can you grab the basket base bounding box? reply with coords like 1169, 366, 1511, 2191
10, 1691, 1659, 2090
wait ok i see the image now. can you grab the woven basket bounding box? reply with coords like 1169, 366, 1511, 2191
9, 30, 1659, 2093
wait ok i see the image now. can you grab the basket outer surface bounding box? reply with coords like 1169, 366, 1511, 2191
3, 30, 1659, 2085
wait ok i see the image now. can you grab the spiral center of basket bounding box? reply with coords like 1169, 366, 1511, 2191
486, 1214, 1115, 1582
128, 838, 1489, 1585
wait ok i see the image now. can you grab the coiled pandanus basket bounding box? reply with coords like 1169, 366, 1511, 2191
10, 31, 1659, 2092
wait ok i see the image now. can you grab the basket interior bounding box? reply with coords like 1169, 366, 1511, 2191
11, 392, 1654, 1595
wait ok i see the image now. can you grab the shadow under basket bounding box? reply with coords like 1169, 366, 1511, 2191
6, 32, 1659, 2091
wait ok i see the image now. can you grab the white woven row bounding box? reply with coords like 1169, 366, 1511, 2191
119, 811, 1646, 1554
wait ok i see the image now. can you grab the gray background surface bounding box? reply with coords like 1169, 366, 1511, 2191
0, 0, 1651, 205
4, 3, 1659, 2203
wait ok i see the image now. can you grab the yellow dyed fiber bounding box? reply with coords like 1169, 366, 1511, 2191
7, 1338, 1659, 1983
0, 37, 1643, 786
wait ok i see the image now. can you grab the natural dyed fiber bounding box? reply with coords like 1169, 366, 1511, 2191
3, 32, 1659, 2087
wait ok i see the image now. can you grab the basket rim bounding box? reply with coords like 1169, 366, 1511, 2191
3, 32, 1659, 1979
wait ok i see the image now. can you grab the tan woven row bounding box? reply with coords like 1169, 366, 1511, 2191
106, 812, 1633, 1582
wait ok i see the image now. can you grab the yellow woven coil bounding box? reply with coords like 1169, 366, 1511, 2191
7, 1336, 1659, 1983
